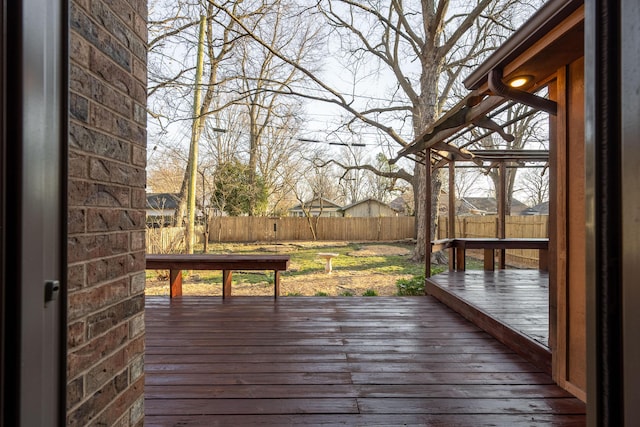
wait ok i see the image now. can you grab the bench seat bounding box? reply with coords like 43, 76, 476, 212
431, 238, 549, 271
146, 254, 290, 298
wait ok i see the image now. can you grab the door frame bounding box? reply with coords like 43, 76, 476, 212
1, 0, 68, 424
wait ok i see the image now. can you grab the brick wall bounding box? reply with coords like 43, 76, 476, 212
67, 0, 147, 425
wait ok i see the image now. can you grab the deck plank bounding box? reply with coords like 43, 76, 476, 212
427, 270, 552, 373
144, 296, 584, 424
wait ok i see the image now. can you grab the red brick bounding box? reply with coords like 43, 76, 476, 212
68, 208, 86, 235
91, 77, 133, 118
130, 188, 146, 209
70, 32, 91, 67
69, 122, 131, 163
66, 376, 84, 409
129, 312, 144, 339
67, 370, 129, 427
86, 255, 128, 286
68, 323, 129, 379
89, 158, 145, 187
68, 263, 86, 292
130, 271, 146, 294
67, 232, 129, 263
86, 376, 144, 427
130, 230, 145, 251
85, 294, 144, 339
68, 278, 129, 321
67, 320, 86, 348
127, 250, 145, 274
68, 150, 88, 179
68, 180, 131, 208
90, 48, 134, 95
86, 208, 144, 233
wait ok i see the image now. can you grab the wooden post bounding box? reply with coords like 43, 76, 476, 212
222, 270, 232, 298
498, 161, 506, 268
169, 269, 183, 298
425, 156, 432, 279
274, 270, 280, 298
448, 161, 456, 271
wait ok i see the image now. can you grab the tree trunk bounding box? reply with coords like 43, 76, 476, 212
411, 161, 444, 263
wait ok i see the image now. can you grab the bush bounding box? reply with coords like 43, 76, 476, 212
314, 291, 329, 296
396, 275, 425, 296
339, 291, 354, 296
362, 289, 378, 296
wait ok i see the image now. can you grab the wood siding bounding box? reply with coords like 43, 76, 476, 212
552, 57, 587, 401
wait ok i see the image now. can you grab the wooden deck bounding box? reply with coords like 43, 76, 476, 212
144, 296, 585, 425
427, 270, 551, 374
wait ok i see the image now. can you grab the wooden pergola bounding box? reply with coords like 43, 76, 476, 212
391, 94, 551, 274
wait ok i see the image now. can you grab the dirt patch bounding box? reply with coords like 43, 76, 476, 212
348, 244, 412, 257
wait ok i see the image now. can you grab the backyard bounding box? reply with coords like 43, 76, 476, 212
144, 240, 455, 297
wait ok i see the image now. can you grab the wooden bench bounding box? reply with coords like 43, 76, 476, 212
431, 238, 549, 271
146, 254, 290, 298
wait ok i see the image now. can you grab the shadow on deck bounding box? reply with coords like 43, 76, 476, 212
144, 295, 584, 425
427, 269, 551, 374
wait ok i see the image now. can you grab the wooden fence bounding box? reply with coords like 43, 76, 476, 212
436, 215, 549, 268
146, 217, 416, 252
146, 226, 204, 254
208, 216, 416, 242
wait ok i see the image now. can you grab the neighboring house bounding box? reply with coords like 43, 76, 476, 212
389, 194, 414, 216
288, 197, 342, 217
522, 201, 549, 215
457, 197, 529, 216
340, 198, 400, 217
146, 193, 180, 227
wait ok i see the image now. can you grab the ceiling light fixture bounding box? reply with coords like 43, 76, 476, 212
507, 75, 533, 88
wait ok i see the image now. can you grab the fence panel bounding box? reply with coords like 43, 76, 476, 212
146, 226, 205, 253
204, 216, 416, 243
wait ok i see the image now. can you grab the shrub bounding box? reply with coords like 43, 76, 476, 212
362, 289, 378, 296
314, 291, 329, 296
339, 291, 354, 297
286, 292, 302, 296
396, 275, 425, 296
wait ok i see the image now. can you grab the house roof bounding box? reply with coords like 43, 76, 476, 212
146, 193, 180, 210
522, 201, 549, 215
339, 198, 398, 212
459, 197, 529, 215
289, 197, 342, 211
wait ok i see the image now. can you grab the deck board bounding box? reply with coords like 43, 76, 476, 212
144, 296, 584, 425
427, 270, 551, 373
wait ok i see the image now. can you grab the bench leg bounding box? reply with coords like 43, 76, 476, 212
456, 248, 466, 272
222, 270, 232, 298
274, 270, 280, 298
169, 269, 182, 298
448, 248, 455, 272
484, 249, 495, 271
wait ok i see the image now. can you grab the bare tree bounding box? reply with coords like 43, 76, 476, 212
212, 0, 543, 261
517, 167, 549, 207
148, 0, 324, 226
